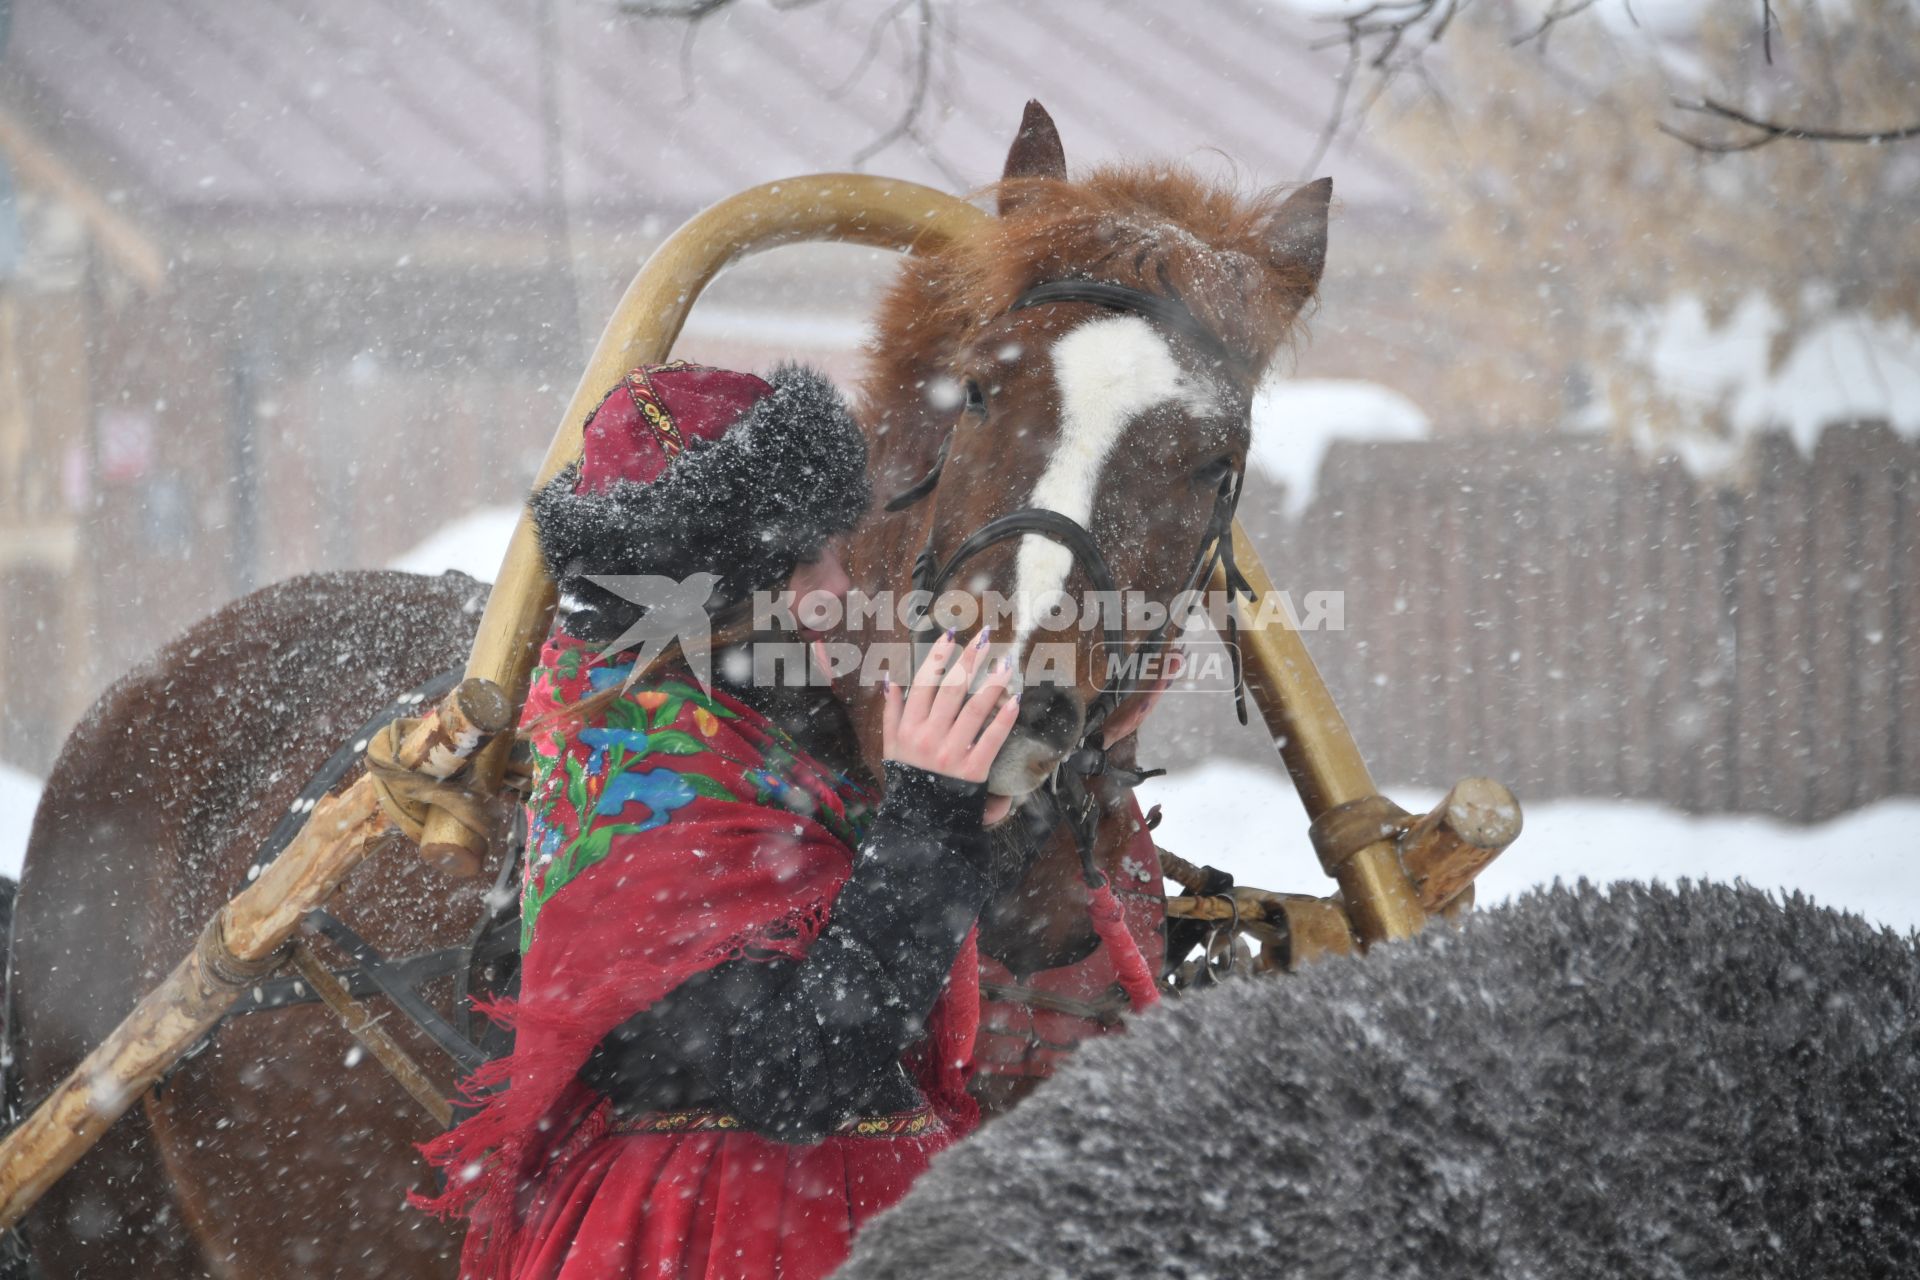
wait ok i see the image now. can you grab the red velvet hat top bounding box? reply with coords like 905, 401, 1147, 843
577, 361, 775, 494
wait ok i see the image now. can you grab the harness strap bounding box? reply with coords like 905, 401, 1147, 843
288, 941, 454, 1127
205, 667, 510, 1100
193, 914, 292, 991
1308, 795, 1413, 878
1009, 278, 1236, 370
362, 715, 496, 845
225, 944, 476, 1016
882, 428, 954, 514
304, 910, 493, 1075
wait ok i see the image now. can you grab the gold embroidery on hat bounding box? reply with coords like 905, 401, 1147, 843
626, 363, 691, 459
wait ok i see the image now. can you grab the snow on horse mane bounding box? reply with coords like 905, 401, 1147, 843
835, 881, 1920, 1279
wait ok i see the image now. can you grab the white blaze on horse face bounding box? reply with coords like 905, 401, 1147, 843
1010, 314, 1216, 668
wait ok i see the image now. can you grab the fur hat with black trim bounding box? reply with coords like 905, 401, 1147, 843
529, 361, 870, 645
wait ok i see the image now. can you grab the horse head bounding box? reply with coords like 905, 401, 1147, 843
848, 101, 1332, 974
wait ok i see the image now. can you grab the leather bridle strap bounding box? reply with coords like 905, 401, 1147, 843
1009, 278, 1236, 370
909, 505, 1127, 673
882, 427, 953, 514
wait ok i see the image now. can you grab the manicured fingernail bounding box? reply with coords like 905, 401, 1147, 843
944, 627, 955, 643
973, 629, 991, 649
882, 674, 891, 692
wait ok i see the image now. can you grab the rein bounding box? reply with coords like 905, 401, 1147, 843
885, 278, 1261, 1012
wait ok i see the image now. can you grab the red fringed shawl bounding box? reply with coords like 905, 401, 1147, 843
416, 636, 979, 1280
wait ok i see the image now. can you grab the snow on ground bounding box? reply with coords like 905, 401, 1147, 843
2, 762, 44, 880
1248, 378, 1430, 516
1140, 760, 1920, 933
389, 505, 521, 581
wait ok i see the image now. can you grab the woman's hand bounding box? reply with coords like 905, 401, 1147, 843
882, 629, 1019, 783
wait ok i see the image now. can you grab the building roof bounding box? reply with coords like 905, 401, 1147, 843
3, 0, 1402, 239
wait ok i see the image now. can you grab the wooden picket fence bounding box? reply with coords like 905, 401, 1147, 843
1203, 421, 1918, 823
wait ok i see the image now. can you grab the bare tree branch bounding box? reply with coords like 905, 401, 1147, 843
1305, 0, 1608, 160
619, 0, 735, 16
1511, 0, 1604, 49
1663, 96, 1920, 152
1301, 38, 1360, 179
673, 11, 705, 107
619, 0, 945, 176
832, 0, 918, 99
850, 0, 935, 168
1301, 0, 1453, 168
1761, 0, 1774, 65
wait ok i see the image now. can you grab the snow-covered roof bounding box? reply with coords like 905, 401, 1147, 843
1618, 294, 1920, 470
389, 504, 521, 582
1247, 378, 1430, 517
3, 0, 1403, 235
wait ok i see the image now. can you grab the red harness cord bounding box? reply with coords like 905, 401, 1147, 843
1083, 876, 1161, 1012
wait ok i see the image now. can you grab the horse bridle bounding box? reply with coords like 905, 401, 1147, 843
884, 278, 1259, 875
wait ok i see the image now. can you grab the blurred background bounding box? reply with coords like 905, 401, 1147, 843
0, 0, 1915, 911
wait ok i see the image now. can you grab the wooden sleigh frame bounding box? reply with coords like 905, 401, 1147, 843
0, 175, 1520, 1232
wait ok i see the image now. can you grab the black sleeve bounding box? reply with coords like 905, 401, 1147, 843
578, 761, 993, 1142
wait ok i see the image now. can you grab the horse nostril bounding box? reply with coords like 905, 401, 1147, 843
1013, 681, 1083, 754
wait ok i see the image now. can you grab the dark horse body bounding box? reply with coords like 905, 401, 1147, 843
8, 103, 1335, 1273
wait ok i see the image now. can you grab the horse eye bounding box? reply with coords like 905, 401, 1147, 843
964, 379, 988, 417
1195, 455, 1234, 487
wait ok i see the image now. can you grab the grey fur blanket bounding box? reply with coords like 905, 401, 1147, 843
836, 881, 1920, 1279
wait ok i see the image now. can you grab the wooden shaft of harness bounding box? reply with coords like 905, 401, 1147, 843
288, 942, 454, 1129
417, 175, 993, 871
1210, 525, 1426, 946
0, 679, 508, 1234
1399, 777, 1523, 914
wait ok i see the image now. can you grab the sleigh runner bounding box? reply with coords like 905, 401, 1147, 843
2, 141, 1520, 1260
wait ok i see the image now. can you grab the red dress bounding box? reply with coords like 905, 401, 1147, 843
417, 636, 979, 1280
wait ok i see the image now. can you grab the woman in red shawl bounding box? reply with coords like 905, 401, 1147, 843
417, 361, 1020, 1280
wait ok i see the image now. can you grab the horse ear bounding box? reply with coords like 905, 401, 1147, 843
1262, 176, 1332, 292
999, 100, 1067, 216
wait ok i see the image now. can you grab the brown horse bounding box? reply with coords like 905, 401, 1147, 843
6, 102, 1330, 1275
848, 103, 1329, 979
9, 571, 491, 1276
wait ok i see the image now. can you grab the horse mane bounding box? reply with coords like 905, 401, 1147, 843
863, 164, 1323, 416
